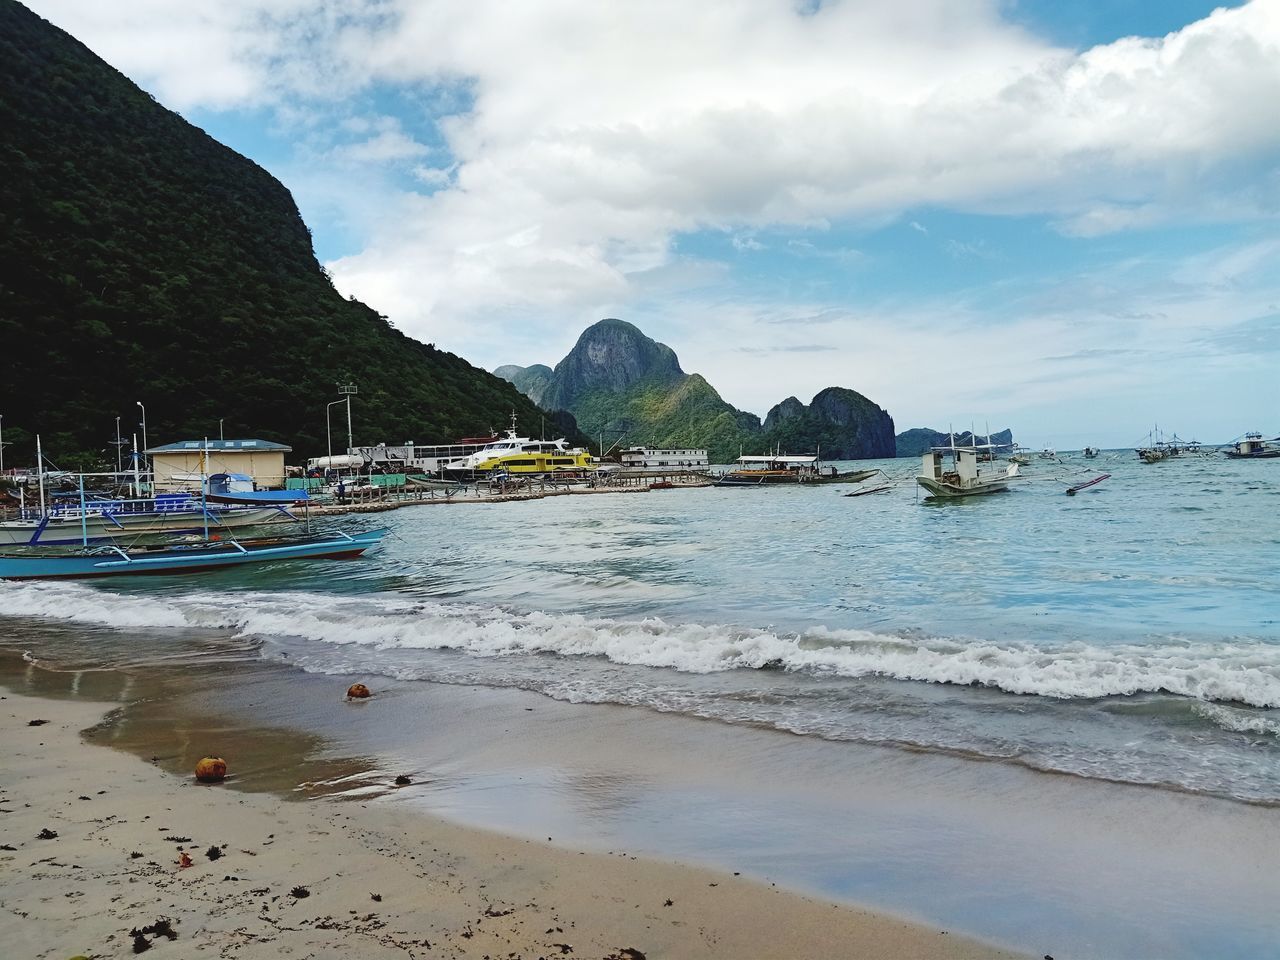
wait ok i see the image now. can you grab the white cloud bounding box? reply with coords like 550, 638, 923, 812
25, 0, 1280, 443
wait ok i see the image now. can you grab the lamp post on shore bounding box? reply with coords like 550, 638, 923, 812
135, 401, 148, 457
0, 414, 8, 478
219, 418, 225, 441
338, 383, 357, 454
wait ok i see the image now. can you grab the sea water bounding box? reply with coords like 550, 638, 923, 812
2, 451, 1279, 956
5, 451, 1276, 802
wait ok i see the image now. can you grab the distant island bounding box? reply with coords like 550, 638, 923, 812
498, 319, 896, 463
895, 428, 1015, 458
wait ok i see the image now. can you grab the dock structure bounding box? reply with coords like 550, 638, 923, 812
308, 468, 713, 515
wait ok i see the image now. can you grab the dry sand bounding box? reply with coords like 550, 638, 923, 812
0, 688, 1024, 959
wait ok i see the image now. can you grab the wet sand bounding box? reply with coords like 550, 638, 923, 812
0, 684, 1019, 959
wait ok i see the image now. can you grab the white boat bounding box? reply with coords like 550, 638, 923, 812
1224, 432, 1280, 459
443, 418, 593, 477
618, 446, 709, 470
917, 439, 1020, 498
1083, 447, 1100, 459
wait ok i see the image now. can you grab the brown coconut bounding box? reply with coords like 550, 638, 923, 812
346, 683, 372, 700
195, 757, 227, 783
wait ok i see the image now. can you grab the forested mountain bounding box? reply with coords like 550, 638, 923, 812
497, 319, 895, 462
0, 0, 581, 468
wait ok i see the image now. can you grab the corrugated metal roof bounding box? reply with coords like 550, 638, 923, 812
145, 439, 292, 453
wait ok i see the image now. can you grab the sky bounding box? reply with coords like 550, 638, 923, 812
28, 0, 1280, 448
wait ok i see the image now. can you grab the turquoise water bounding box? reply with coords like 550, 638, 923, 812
3, 450, 1278, 802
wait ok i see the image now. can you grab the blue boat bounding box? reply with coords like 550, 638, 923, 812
0, 527, 388, 580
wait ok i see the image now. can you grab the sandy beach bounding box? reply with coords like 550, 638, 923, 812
0, 686, 1019, 959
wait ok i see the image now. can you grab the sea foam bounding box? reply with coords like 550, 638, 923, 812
2, 580, 1278, 708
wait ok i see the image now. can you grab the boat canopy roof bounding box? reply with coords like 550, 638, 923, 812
736, 455, 817, 464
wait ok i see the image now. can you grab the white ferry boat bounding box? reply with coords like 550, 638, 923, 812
619, 446, 709, 470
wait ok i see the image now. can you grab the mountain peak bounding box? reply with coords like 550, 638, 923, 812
541, 318, 685, 410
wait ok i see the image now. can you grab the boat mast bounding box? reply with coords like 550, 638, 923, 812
201, 438, 210, 543
78, 472, 88, 547
36, 434, 46, 516
131, 433, 141, 498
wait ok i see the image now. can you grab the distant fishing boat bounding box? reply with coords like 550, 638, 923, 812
0, 527, 388, 580
1083, 447, 1100, 459
1136, 427, 1185, 463
1224, 433, 1280, 459
917, 437, 1020, 499
714, 455, 877, 486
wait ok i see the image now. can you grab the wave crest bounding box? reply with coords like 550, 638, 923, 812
2, 581, 1278, 708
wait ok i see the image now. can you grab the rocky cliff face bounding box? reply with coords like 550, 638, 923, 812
538, 319, 685, 411
895, 427, 1014, 457
497, 319, 895, 463
761, 388, 896, 459
492, 364, 553, 406
763, 397, 806, 431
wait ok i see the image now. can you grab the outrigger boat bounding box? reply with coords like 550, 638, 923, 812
0, 440, 385, 580
714, 455, 877, 486
1083, 447, 1100, 459
1224, 432, 1280, 459
1136, 427, 1185, 463
0, 527, 388, 580
0, 497, 291, 545
917, 438, 1020, 499
0, 444, 298, 545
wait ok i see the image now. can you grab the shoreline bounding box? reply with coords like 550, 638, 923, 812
0, 679, 1022, 959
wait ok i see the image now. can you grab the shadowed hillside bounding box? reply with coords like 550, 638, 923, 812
0, 0, 582, 467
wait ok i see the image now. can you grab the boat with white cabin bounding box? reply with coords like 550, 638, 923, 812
1224, 432, 1280, 459
917, 439, 1020, 498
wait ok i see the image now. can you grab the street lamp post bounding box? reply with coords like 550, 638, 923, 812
135, 401, 148, 456
219, 418, 225, 441
0, 414, 7, 478
338, 383, 357, 454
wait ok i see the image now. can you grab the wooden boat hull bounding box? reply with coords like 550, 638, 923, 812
916, 476, 1010, 498
714, 469, 877, 487
0, 528, 388, 580
1224, 450, 1280, 459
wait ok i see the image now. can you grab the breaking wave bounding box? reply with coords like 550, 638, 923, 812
3, 581, 1278, 709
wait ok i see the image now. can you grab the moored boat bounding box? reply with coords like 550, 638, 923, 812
1224, 432, 1280, 459
917, 439, 1020, 499
0, 494, 292, 546
0, 527, 388, 580
714, 455, 877, 486
442, 419, 595, 479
